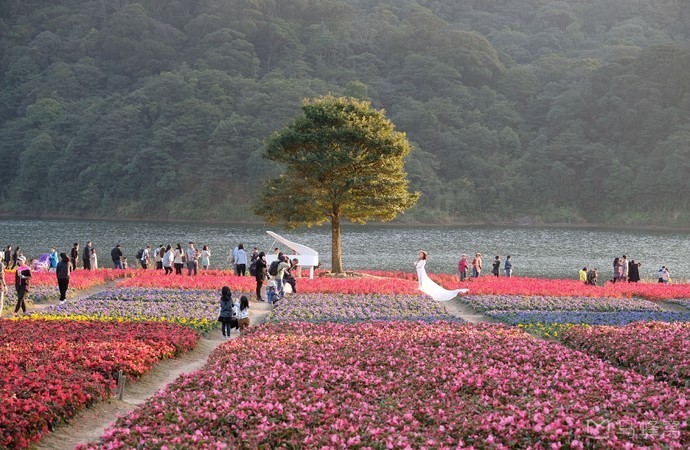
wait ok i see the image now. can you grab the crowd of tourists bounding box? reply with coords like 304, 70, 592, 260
457, 253, 513, 281
578, 256, 673, 286
0, 239, 303, 318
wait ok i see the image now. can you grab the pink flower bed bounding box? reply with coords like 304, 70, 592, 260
559, 322, 690, 387
82, 322, 688, 449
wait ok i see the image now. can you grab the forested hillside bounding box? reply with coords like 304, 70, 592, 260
1, 0, 689, 225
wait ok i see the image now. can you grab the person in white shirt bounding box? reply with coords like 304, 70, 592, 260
162, 245, 173, 275
237, 295, 250, 332
186, 242, 198, 276
173, 244, 184, 275
201, 245, 211, 270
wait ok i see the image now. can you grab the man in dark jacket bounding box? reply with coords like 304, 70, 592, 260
83, 241, 92, 270
111, 244, 123, 269
70, 243, 79, 271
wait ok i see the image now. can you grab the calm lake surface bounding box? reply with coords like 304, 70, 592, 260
1, 218, 689, 281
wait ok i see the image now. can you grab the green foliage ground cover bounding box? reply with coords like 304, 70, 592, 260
1, 0, 689, 224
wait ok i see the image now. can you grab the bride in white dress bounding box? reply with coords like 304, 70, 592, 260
415, 251, 468, 301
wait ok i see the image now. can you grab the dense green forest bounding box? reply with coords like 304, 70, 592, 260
1, 0, 689, 225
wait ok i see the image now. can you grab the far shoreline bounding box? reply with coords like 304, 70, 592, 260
1, 213, 690, 233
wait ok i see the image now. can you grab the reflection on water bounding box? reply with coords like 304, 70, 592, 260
1, 219, 689, 281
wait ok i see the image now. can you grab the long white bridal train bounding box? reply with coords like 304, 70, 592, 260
417, 266, 468, 301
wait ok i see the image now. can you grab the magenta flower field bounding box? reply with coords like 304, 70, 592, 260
81, 322, 688, 449
559, 321, 690, 387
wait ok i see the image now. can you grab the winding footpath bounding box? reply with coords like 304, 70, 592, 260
28, 283, 273, 450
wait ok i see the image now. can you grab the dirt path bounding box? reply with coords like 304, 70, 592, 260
35, 299, 273, 450
657, 300, 690, 313
443, 297, 499, 323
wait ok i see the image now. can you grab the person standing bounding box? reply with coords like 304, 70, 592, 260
237, 295, 250, 333
201, 245, 211, 270
458, 254, 469, 282
186, 242, 198, 276
254, 251, 267, 301
90, 248, 98, 270
12, 246, 22, 270
173, 244, 184, 275
13, 256, 31, 316
504, 255, 513, 278
491, 256, 501, 277
155, 245, 164, 270
0, 259, 7, 317
49, 247, 59, 271
111, 244, 123, 269
251, 247, 259, 263
285, 258, 299, 294
56, 252, 71, 303
658, 266, 670, 284
628, 260, 641, 283
415, 251, 428, 288
612, 257, 621, 283
620, 255, 629, 282
82, 241, 92, 270
140, 245, 151, 269
218, 286, 235, 338
162, 245, 173, 275
471, 253, 483, 278
232, 245, 240, 274
275, 255, 291, 298
70, 243, 80, 271
3, 245, 11, 269
235, 244, 247, 276
579, 267, 588, 283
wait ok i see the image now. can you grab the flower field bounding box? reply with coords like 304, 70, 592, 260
365, 273, 690, 300
559, 322, 690, 387
0, 319, 199, 449
488, 310, 690, 326
268, 293, 461, 324
34, 288, 223, 332
3, 269, 130, 290
119, 271, 420, 294
460, 295, 661, 312
669, 298, 690, 308
81, 322, 689, 449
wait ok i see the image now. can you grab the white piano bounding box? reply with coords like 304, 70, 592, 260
265, 231, 319, 279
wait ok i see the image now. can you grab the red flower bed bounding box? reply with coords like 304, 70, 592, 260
118, 271, 419, 294
3, 269, 131, 290
0, 319, 199, 449
559, 322, 690, 387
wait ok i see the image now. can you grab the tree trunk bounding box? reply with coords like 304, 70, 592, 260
331, 212, 343, 273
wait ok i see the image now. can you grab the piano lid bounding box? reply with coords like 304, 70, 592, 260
266, 231, 318, 256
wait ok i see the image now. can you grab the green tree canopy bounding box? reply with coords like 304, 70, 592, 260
254, 95, 419, 272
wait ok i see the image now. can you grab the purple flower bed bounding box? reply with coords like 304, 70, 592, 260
487, 310, 690, 326
269, 293, 461, 324
460, 295, 661, 313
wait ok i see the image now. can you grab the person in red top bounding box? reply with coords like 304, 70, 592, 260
458, 254, 469, 282
14, 255, 31, 316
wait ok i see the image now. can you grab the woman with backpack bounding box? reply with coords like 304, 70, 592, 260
56, 252, 71, 303
218, 286, 237, 338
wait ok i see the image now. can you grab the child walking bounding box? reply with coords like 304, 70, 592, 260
238, 295, 250, 332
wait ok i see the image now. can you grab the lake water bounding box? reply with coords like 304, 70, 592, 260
1, 218, 689, 281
